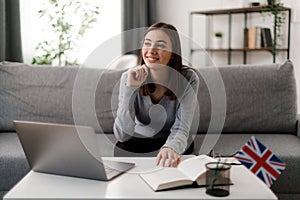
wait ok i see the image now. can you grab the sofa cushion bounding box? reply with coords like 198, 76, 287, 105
193, 133, 300, 194
0, 61, 125, 133
0, 133, 30, 191
196, 60, 297, 133
0, 61, 297, 134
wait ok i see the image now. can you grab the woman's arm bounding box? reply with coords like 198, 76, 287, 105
163, 70, 200, 154
113, 72, 139, 142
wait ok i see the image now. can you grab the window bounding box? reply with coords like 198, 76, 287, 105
20, 0, 121, 65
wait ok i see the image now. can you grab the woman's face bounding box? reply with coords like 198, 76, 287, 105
142, 29, 173, 69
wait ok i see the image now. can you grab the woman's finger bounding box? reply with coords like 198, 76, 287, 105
173, 155, 181, 167
135, 69, 140, 80
141, 65, 149, 80
142, 64, 149, 74
161, 156, 167, 167
156, 153, 162, 166
135, 67, 143, 81
169, 151, 177, 167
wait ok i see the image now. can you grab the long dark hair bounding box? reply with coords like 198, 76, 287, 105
138, 22, 184, 100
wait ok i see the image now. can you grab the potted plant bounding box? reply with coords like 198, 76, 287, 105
214, 31, 223, 49
32, 0, 100, 66
263, 0, 286, 53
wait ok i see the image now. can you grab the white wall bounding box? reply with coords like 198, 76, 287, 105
156, 0, 300, 112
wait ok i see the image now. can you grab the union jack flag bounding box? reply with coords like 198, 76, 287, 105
234, 136, 286, 187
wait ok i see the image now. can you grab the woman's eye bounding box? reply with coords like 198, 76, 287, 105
143, 42, 151, 47
143, 42, 167, 49
156, 44, 166, 49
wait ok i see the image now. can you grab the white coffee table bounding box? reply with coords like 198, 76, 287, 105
4, 157, 277, 200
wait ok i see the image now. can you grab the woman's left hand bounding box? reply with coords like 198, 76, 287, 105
156, 147, 181, 167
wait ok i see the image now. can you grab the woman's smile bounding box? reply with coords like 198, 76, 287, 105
145, 56, 159, 62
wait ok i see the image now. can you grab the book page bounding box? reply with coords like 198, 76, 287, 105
177, 155, 216, 181
140, 167, 193, 191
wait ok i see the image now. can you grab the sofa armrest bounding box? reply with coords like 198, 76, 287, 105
297, 114, 300, 138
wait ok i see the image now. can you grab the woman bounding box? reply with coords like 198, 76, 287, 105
113, 22, 199, 167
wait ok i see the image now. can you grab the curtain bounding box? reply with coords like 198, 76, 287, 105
0, 0, 23, 62
121, 0, 157, 55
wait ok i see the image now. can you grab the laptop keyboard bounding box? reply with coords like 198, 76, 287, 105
104, 165, 118, 176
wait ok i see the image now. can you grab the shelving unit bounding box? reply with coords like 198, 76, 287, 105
189, 6, 291, 65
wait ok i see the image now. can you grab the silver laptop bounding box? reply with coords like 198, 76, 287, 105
14, 120, 135, 181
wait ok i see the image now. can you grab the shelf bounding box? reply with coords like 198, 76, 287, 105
191, 6, 291, 15
189, 6, 291, 64
192, 48, 288, 52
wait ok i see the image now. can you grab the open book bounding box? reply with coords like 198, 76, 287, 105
140, 155, 220, 191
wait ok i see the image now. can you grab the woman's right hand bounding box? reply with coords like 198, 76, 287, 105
127, 64, 149, 87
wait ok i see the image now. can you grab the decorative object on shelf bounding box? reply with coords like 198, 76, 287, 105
267, 0, 276, 5
32, 0, 100, 66
262, 0, 286, 53
214, 32, 223, 49
250, 2, 261, 7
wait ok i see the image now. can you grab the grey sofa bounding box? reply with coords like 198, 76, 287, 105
0, 60, 299, 200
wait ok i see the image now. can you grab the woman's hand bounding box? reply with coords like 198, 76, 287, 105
156, 147, 181, 167
127, 65, 149, 87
